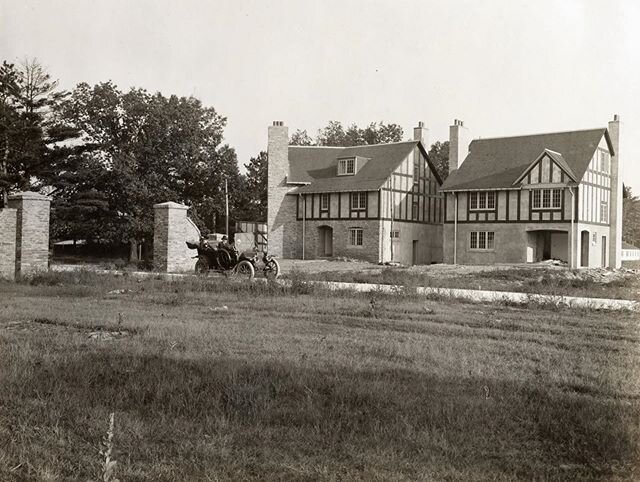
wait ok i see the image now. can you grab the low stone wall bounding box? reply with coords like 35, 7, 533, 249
153, 202, 201, 273
0, 208, 17, 280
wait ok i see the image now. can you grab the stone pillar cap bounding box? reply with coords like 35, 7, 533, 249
8, 191, 52, 201
153, 201, 189, 210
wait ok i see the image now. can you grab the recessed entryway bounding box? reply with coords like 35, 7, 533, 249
317, 226, 333, 257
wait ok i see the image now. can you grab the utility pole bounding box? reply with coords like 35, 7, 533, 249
225, 178, 229, 238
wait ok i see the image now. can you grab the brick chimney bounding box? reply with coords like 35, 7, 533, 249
267, 121, 289, 257
449, 119, 470, 172
608, 114, 622, 268
413, 121, 429, 147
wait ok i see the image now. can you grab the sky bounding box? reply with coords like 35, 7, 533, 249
1, 0, 639, 192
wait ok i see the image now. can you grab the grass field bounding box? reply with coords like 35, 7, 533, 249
1, 271, 639, 481
280, 262, 640, 301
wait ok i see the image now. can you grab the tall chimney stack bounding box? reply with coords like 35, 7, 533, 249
608, 114, 622, 268
449, 119, 471, 172
267, 120, 289, 258
413, 121, 429, 147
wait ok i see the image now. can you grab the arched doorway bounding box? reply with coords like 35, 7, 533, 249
580, 230, 589, 267
318, 226, 333, 257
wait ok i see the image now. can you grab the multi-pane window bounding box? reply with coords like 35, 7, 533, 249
599, 150, 610, 174
350, 192, 367, 211
349, 228, 363, 246
338, 158, 355, 175
412, 202, 419, 220
320, 193, 329, 212
487, 191, 495, 209
413, 159, 420, 184
532, 188, 561, 209
600, 200, 609, 223
390, 230, 400, 239
470, 231, 495, 251
470, 191, 496, 211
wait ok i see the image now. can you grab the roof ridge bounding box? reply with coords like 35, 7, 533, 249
472, 127, 606, 143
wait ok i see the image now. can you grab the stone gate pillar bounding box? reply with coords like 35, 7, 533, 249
0, 208, 17, 280
153, 202, 201, 272
8, 191, 51, 277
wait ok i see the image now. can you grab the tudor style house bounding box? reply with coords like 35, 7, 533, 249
440, 116, 623, 268
267, 121, 444, 265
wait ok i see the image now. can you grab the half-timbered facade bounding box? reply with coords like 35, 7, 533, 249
267, 121, 444, 264
440, 116, 622, 268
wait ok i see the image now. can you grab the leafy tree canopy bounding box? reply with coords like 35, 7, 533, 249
51, 81, 239, 252
0, 58, 78, 206
623, 184, 640, 248
428, 140, 450, 181
290, 121, 403, 147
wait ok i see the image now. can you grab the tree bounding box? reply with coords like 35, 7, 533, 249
54, 81, 238, 259
235, 150, 267, 222
316, 121, 348, 146
623, 184, 640, 248
0, 58, 77, 206
0, 61, 21, 206
290, 120, 403, 147
289, 129, 313, 146
428, 141, 450, 181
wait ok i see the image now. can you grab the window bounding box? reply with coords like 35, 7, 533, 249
533, 190, 541, 208
479, 192, 486, 209
338, 158, 355, 176
600, 200, 609, 223
470, 192, 478, 210
390, 230, 400, 239
350, 192, 367, 211
600, 150, 610, 174
412, 202, 419, 220
487, 191, 495, 210
487, 232, 495, 249
413, 159, 420, 184
470, 231, 495, 251
349, 227, 363, 246
532, 188, 561, 209
592, 232, 597, 245
470, 191, 496, 211
320, 193, 329, 212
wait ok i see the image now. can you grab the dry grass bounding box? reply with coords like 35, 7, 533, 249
0, 272, 639, 480
283, 265, 640, 301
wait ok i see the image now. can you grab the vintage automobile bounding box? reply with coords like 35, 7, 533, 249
186, 237, 280, 279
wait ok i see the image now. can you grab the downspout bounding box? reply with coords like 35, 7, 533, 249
454, 193, 458, 265
568, 186, 575, 268
302, 193, 306, 260
390, 189, 394, 263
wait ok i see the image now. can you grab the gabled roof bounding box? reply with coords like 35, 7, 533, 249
288, 141, 430, 194
513, 149, 578, 185
441, 128, 613, 191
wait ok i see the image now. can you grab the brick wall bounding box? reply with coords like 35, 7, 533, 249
301, 219, 381, 263
0, 209, 17, 280
153, 202, 201, 272
8, 191, 51, 276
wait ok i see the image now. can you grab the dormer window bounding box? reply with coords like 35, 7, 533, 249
338, 157, 356, 176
